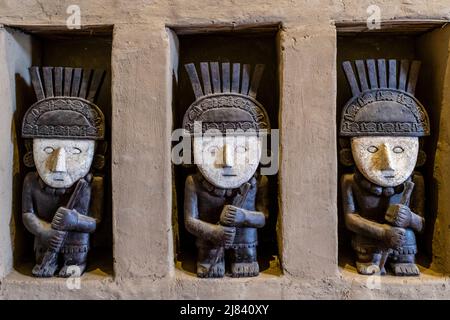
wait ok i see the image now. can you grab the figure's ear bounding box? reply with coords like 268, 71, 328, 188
339, 138, 354, 166
415, 138, 426, 168
258, 147, 273, 171
340, 148, 354, 166
177, 136, 192, 168
416, 149, 426, 167
93, 141, 107, 171
181, 147, 195, 169
339, 138, 350, 149
23, 139, 35, 168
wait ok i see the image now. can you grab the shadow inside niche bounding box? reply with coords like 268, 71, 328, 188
10, 73, 114, 278
11, 73, 35, 269
172, 30, 282, 278
336, 32, 447, 276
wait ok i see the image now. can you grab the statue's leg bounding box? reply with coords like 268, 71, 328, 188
390, 254, 420, 276
58, 251, 88, 278
31, 241, 59, 278
34, 244, 45, 265
231, 246, 259, 278
196, 245, 225, 278
355, 252, 383, 275
390, 229, 420, 276
352, 236, 384, 275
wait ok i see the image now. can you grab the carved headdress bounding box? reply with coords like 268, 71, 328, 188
182, 62, 270, 135
22, 67, 105, 140
339, 59, 430, 137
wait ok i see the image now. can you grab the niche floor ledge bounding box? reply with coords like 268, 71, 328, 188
340, 265, 448, 284
4, 272, 450, 299
3, 267, 113, 284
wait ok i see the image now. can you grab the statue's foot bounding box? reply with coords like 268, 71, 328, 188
58, 263, 87, 278
391, 263, 420, 276
231, 262, 259, 278
32, 261, 58, 278
197, 262, 225, 278
356, 262, 384, 275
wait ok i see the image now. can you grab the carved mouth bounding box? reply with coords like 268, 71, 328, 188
382, 170, 395, 179
222, 173, 237, 176
222, 169, 237, 176
52, 174, 65, 181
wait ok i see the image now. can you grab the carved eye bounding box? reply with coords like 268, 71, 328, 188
367, 146, 378, 153
208, 146, 219, 155
71, 147, 82, 155
44, 147, 54, 154
235, 145, 248, 153
393, 146, 404, 154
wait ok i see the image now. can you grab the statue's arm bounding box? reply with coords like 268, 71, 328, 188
22, 173, 51, 236
342, 174, 387, 241
52, 176, 102, 233
219, 176, 268, 228
242, 175, 269, 228
409, 172, 425, 233
184, 175, 232, 245
73, 175, 103, 233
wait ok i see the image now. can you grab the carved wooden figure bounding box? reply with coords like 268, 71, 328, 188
183, 62, 270, 278
21, 67, 106, 277
340, 59, 430, 276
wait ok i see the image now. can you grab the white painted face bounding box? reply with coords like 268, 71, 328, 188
33, 138, 95, 188
193, 134, 262, 189
351, 136, 419, 187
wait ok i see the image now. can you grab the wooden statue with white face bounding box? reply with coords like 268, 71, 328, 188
340, 59, 430, 276
21, 67, 105, 277
182, 62, 270, 278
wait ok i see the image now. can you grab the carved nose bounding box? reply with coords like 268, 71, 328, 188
223, 143, 234, 168
52, 147, 67, 173
379, 144, 394, 171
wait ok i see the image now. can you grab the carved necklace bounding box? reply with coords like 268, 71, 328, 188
197, 172, 257, 198
354, 170, 408, 197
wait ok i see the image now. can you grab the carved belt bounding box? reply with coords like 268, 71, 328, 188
227, 241, 258, 249
35, 243, 89, 254
60, 245, 89, 254
196, 239, 258, 249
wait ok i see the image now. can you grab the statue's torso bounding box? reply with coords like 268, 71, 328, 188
193, 173, 258, 247
23, 172, 92, 249
346, 172, 418, 253
352, 181, 404, 223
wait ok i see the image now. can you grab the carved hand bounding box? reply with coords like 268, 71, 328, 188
385, 204, 412, 228
220, 205, 246, 227
39, 228, 66, 250
216, 224, 236, 247
51, 207, 79, 231
382, 225, 406, 249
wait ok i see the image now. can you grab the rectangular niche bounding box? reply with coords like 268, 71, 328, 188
2, 25, 113, 278
336, 21, 450, 276
168, 24, 282, 277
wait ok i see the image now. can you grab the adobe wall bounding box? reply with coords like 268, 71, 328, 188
1, 0, 450, 299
